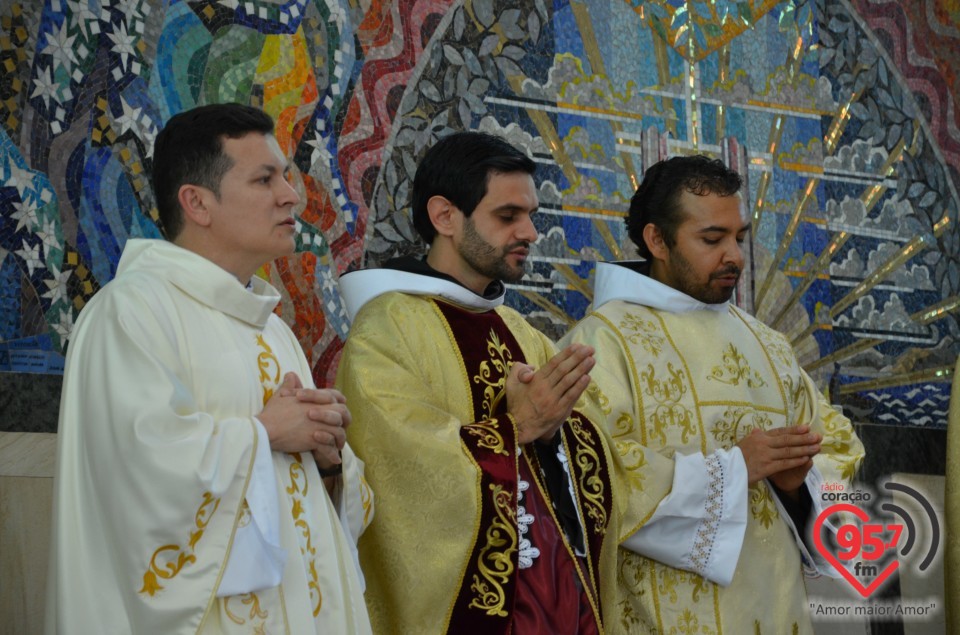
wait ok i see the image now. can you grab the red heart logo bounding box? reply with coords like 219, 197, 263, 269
812, 503, 899, 598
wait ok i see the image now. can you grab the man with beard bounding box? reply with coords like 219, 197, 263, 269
561, 155, 864, 633
336, 131, 636, 633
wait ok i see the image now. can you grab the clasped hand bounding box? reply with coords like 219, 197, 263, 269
258, 372, 350, 471
736, 425, 822, 495
506, 343, 595, 444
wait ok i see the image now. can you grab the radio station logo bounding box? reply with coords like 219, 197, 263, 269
812, 480, 940, 599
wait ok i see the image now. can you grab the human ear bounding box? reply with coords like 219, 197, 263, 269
642, 223, 668, 260
177, 184, 212, 228
426, 195, 456, 238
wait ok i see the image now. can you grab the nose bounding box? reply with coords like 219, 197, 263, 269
723, 238, 744, 269
277, 176, 301, 207
517, 212, 537, 243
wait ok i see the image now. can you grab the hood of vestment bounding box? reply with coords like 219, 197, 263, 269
339, 255, 505, 320
593, 260, 730, 314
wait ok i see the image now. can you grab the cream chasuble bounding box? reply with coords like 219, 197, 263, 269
945, 354, 960, 630
336, 267, 640, 634
47, 239, 373, 634
562, 262, 864, 635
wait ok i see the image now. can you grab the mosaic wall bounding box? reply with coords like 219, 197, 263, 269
1, 0, 958, 428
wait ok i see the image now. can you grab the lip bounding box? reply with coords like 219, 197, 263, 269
714, 276, 739, 286
279, 218, 296, 227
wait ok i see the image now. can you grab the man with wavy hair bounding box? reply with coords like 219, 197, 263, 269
562, 155, 865, 633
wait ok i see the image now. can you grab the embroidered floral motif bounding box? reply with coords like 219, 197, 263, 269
139, 492, 220, 596
474, 329, 513, 417
588, 382, 611, 415
568, 418, 607, 532
256, 334, 281, 401
707, 343, 767, 388
224, 592, 268, 625
256, 336, 322, 616
516, 479, 540, 569
469, 483, 517, 616
286, 454, 322, 616
615, 440, 649, 490
463, 418, 508, 456
750, 483, 779, 528
711, 406, 773, 446
690, 454, 724, 576
639, 362, 695, 445
619, 313, 665, 357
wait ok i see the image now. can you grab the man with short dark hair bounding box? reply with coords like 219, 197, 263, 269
336, 131, 636, 633
47, 103, 373, 634
562, 155, 864, 633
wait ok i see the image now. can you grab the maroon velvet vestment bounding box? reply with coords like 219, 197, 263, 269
437, 301, 609, 635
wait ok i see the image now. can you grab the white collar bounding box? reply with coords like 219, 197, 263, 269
117, 239, 281, 328
592, 261, 730, 314
339, 268, 504, 320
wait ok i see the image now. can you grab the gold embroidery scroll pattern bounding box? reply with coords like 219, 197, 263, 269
750, 484, 779, 528
224, 592, 268, 625
252, 334, 283, 622
616, 552, 647, 630
656, 565, 681, 606
568, 418, 608, 532
676, 609, 701, 635
615, 439, 649, 490
710, 407, 773, 447
780, 375, 802, 424
286, 454, 322, 616
140, 492, 220, 596
619, 313, 665, 357
590, 381, 637, 440
707, 343, 767, 388
474, 329, 512, 417
469, 483, 517, 617
639, 362, 695, 445
256, 334, 281, 404
463, 418, 508, 456
588, 381, 610, 415
657, 568, 718, 635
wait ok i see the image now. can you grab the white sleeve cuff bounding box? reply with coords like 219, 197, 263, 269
217, 419, 287, 597
620, 448, 748, 586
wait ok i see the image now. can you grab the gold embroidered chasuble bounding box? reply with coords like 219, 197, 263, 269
562, 267, 864, 635
336, 282, 634, 634
47, 239, 373, 634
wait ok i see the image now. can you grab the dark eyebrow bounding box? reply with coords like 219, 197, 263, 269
492, 203, 538, 214
697, 223, 750, 234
